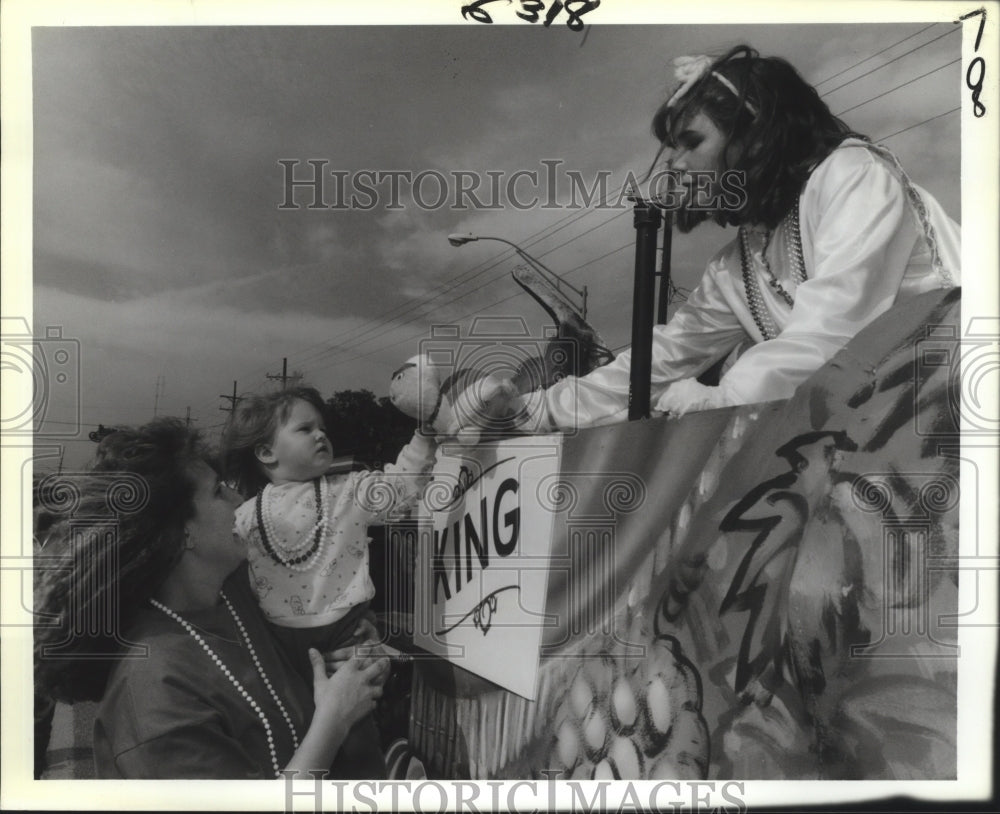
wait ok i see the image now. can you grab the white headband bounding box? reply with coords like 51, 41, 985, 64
666, 55, 758, 116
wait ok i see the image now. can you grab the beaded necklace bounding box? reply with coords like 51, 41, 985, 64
739, 199, 807, 341
149, 592, 300, 777
739, 141, 958, 341
256, 478, 328, 571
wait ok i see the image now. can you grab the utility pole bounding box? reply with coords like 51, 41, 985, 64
153, 374, 165, 417
219, 381, 241, 414
185, 406, 194, 427
266, 358, 290, 389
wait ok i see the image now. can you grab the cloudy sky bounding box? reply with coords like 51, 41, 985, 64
21, 9, 965, 469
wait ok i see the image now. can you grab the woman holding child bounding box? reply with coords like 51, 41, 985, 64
34, 387, 433, 779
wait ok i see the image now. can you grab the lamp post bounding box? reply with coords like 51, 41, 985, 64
447, 233, 588, 320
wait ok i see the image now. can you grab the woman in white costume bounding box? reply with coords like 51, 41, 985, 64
519, 45, 960, 429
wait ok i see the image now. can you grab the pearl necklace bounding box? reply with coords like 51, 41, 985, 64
149, 593, 300, 777
740, 199, 807, 341
256, 478, 328, 571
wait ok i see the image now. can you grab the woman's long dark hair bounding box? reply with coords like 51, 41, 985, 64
34, 419, 206, 703
651, 45, 868, 230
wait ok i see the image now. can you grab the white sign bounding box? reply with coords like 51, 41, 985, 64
414, 436, 562, 699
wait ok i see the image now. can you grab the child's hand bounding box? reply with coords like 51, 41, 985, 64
321, 617, 382, 675
325, 641, 405, 672
308, 649, 389, 730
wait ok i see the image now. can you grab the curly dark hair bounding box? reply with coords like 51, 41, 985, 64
221, 385, 329, 496
651, 45, 868, 231
34, 418, 208, 703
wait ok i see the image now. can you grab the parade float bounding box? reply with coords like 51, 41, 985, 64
395, 282, 962, 781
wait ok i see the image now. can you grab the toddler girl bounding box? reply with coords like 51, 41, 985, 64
222, 385, 435, 775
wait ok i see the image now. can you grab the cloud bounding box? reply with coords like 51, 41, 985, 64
34, 284, 427, 427
26, 22, 964, 450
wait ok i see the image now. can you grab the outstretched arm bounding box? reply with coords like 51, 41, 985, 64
657, 145, 956, 416
521, 263, 747, 431
352, 431, 437, 519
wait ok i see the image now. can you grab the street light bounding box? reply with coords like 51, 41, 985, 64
447, 233, 588, 320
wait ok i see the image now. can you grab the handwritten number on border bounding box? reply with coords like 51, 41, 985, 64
562, 1, 599, 31
959, 8, 987, 117
967, 58, 986, 117
461, 0, 600, 30
516, 0, 545, 23
461, 2, 493, 24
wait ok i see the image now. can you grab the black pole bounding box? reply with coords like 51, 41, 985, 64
220, 381, 239, 413
628, 198, 661, 421
656, 211, 673, 325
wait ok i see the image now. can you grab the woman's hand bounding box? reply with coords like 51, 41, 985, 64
654, 378, 726, 417
322, 617, 382, 674
309, 648, 389, 730
283, 649, 389, 775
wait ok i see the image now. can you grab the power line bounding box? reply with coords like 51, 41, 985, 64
194, 39, 958, 411
835, 58, 961, 116
293, 67, 956, 383
257, 190, 632, 375
324, 207, 628, 357
235, 46, 958, 394
563, 241, 635, 275
296, 206, 632, 369
184, 199, 627, 419
876, 106, 960, 142
307, 242, 635, 377
819, 26, 960, 98
293, 254, 516, 368
284, 254, 507, 365
309, 102, 959, 381
187, 176, 639, 416
277, 179, 641, 375
813, 23, 940, 87
302, 204, 627, 365
533, 208, 631, 258
301, 33, 960, 377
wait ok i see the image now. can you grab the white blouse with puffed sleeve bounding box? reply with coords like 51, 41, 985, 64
526, 139, 960, 430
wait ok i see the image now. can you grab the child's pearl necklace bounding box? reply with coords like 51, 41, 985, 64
149, 592, 300, 778
256, 478, 328, 571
